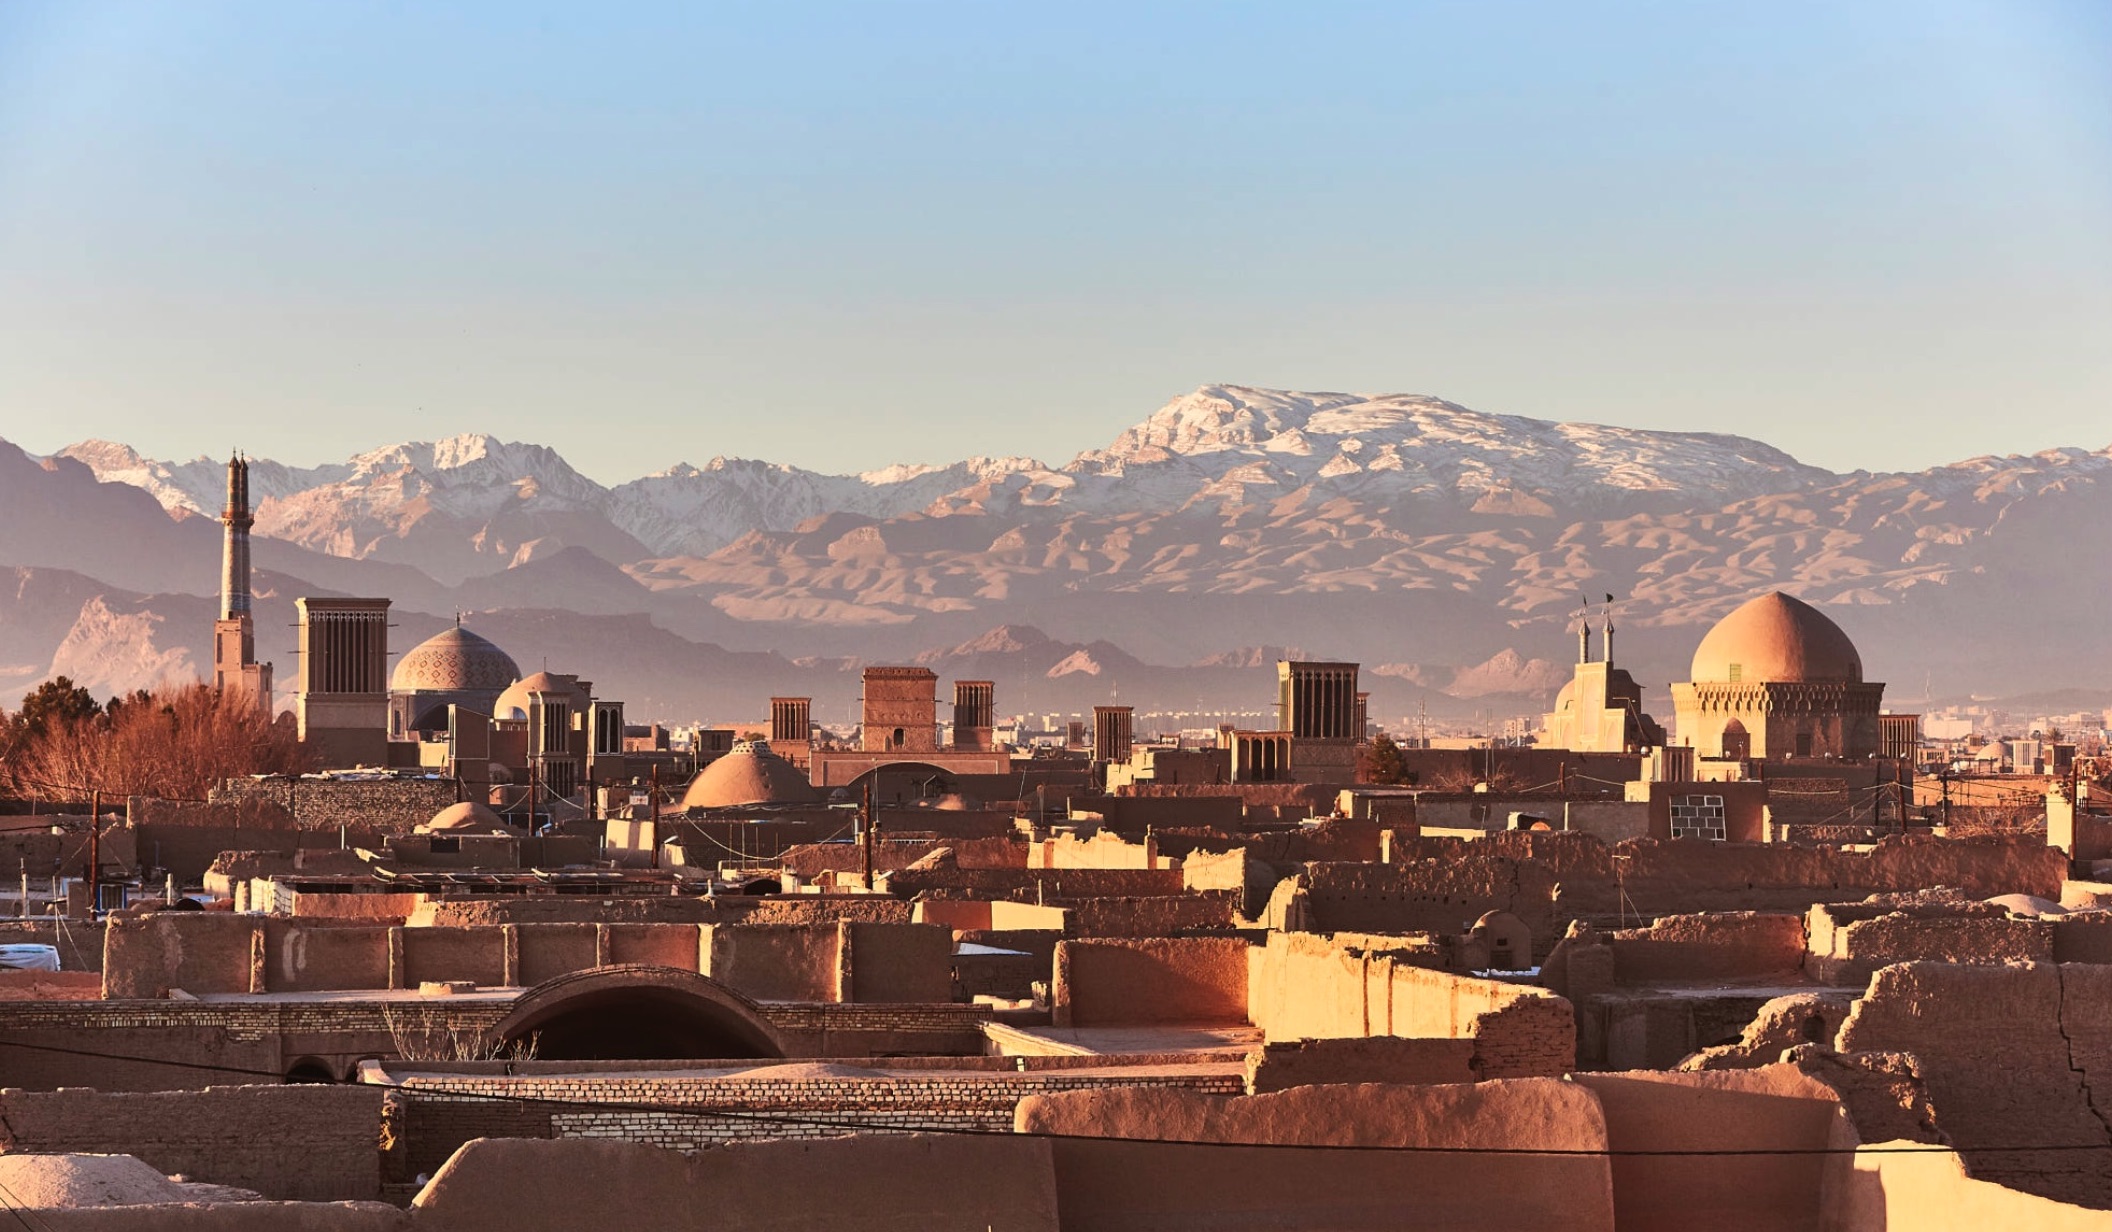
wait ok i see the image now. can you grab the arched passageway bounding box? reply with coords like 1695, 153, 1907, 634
487, 965, 785, 1062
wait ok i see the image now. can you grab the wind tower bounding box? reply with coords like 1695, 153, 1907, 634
212, 453, 274, 711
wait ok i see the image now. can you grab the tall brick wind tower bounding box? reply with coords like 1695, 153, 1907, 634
212, 452, 273, 711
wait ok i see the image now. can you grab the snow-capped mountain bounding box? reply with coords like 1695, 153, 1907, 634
26, 385, 2112, 712
58, 386, 1843, 576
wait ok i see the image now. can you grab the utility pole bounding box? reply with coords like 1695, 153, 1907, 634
87, 789, 100, 917
860, 779, 875, 891
649, 764, 661, 871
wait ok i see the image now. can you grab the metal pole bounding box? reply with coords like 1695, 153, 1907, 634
87, 789, 100, 916
861, 779, 875, 891
649, 764, 661, 871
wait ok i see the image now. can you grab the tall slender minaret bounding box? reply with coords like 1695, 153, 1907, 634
212, 453, 273, 711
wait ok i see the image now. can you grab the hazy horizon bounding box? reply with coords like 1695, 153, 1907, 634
3, 2, 2108, 483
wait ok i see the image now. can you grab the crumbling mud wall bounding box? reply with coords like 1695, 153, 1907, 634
1245, 933, 1574, 1077
1836, 961, 2112, 1208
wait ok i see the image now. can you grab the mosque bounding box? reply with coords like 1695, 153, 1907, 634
1544, 590, 1888, 765
1670, 591, 1886, 762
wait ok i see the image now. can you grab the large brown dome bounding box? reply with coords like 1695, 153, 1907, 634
682, 740, 821, 810
1688, 592, 1863, 684
391, 624, 521, 693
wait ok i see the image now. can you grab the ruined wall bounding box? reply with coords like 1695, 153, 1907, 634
1836, 961, 2112, 1208
1244, 932, 1574, 1077
1051, 937, 1250, 1027
207, 778, 461, 835
1299, 856, 1558, 950
104, 912, 259, 996
1242, 1036, 1476, 1092
0, 1085, 384, 1201
1838, 1144, 2112, 1232
883, 867, 1187, 899
1611, 912, 1808, 985
1058, 894, 1240, 938
1805, 905, 2053, 985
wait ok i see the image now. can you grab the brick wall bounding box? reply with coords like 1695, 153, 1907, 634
0, 1084, 383, 1200
382, 1065, 1244, 1179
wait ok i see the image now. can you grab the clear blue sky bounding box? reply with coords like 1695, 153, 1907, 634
1, 1, 2107, 481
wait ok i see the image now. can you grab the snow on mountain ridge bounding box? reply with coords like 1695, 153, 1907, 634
56, 385, 1853, 566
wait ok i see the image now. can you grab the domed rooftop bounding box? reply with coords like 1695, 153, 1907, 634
1688, 592, 1863, 685
682, 739, 822, 810
494, 671, 588, 722
418, 801, 508, 833
391, 623, 521, 694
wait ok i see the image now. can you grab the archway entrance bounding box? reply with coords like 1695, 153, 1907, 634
488, 966, 785, 1062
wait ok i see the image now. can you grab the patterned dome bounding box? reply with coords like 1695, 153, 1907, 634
391, 624, 521, 693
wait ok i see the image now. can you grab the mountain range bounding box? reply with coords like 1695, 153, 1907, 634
8, 384, 2111, 728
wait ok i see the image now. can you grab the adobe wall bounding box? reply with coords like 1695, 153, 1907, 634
3, 1202, 410, 1230
1244, 932, 1575, 1077
1371, 832, 2066, 942
777, 835, 1025, 878
1837, 1143, 2112, 1232
1836, 961, 2112, 1207
1297, 856, 1559, 950
0, 919, 103, 972
912, 900, 1068, 932
1568, 1066, 1844, 1232
400, 928, 507, 988
1805, 905, 2053, 985
414, 897, 750, 927
884, 867, 1187, 899
1242, 1036, 1476, 1092
1611, 912, 1808, 985
142, 823, 390, 882
1051, 938, 1250, 1027
1014, 1081, 1616, 1232
1058, 894, 1239, 938
0, 1085, 383, 1201
104, 912, 259, 996
381, 1063, 1242, 1179
842, 922, 954, 1003
264, 918, 392, 992
208, 778, 460, 834
699, 924, 839, 1002
740, 897, 916, 926
408, 1134, 1059, 1232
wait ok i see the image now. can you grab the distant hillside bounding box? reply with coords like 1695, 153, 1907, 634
8, 384, 2109, 723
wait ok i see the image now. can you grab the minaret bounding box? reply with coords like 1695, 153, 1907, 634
220, 453, 252, 624
212, 453, 273, 711
1602, 593, 1616, 664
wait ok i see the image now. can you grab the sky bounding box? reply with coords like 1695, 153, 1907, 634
0, 1, 2107, 483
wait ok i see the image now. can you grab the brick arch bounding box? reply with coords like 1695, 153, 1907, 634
487, 965, 784, 1061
